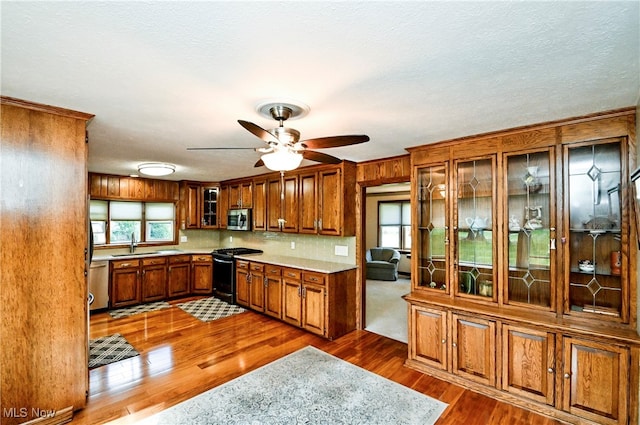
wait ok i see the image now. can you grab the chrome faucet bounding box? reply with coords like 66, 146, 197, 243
130, 232, 137, 253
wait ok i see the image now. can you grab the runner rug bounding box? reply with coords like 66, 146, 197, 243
177, 297, 245, 322
109, 301, 171, 319
89, 333, 139, 369
137, 346, 448, 424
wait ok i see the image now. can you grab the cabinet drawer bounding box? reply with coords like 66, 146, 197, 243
266, 265, 281, 276
250, 262, 265, 272
142, 256, 167, 266
169, 255, 191, 264
302, 271, 326, 285
191, 255, 212, 263
111, 259, 140, 269
236, 260, 249, 270
283, 268, 301, 280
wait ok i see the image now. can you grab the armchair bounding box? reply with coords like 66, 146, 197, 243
365, 247, 401, 281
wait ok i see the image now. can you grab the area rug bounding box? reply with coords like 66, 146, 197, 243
89, 333, 139, 369
109, 301, 171, 319
177, 297, 245, 322
136, 346, 448, 424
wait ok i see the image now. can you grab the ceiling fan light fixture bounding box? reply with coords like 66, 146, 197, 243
137, 162, 176, 176
261, 150, 303, 172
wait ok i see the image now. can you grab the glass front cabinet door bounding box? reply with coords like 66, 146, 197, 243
564, 138, 626, 322
504, 149, 555, 311
415, 163, 449, 292
454, 157, 496, 300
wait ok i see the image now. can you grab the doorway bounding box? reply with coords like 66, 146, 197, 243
362, 182, 411, 343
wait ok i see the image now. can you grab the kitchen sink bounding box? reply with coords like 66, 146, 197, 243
111, 251, 159, 257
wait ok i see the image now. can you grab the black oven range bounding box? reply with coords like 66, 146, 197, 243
211, 247, 263, 304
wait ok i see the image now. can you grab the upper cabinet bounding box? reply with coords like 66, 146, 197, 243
227, 179, 253, 209
180, 181, 219, 229
89, 173, 179, 202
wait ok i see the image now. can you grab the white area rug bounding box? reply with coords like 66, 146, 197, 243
136, 346, 447, 424
365, 278, 411, 343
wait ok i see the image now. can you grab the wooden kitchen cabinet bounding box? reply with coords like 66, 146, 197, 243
405, 109, 638, 425
141, 257, 167, 302
191, 254, 213, 294
89, 172, 179, 202
266, 174, 299, 232
502, 324, 555, 405
409, 304, 448, 371
181, 181, 219, 229
168, 255, 191, 298
248, 262, 265, 311
228, 179, 252, 208
301, 271, 326, 336
1, 97, 94, 423
235, 260, 250, 307
218, 184, 229, 229
561, 337, 629, 425
282, 268, 303, 326
451, 313, 496, 387
252, 177, 267, 231
110, 259, 141, 308
264, 264, 283, 319
241, 261, 355, 340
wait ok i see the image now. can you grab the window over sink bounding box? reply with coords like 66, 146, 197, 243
90, 200, 176, 246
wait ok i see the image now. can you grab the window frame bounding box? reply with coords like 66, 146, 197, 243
90, 200, 178, 247
378, 200, 411, 251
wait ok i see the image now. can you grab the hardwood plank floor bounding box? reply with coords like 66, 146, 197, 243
73, 297, 563, 424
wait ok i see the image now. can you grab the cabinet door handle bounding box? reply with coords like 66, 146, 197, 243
563, 373, 571, 379
547, 368, 554, 373
441, 339, 446, 344
302, 287, 306, 298
297, 286, 301, 297
452, 342, 457, 347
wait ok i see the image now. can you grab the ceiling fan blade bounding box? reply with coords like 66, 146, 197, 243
187, 147, 257, 150
238, 120, 280, 144
254, 158, 265, 167
301, 135, 369, 150
302, 150, 342, 164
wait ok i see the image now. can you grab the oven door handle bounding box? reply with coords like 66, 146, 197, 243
213, 257, 234, 265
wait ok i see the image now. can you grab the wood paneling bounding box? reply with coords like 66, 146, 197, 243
1, 97, 93, 424
356, 154, 411, 183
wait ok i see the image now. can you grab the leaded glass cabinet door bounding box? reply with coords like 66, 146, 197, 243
415, 164, 449, 292
504, 150, 555, 310
454, 157, 496, 300
564, 139, 626, 321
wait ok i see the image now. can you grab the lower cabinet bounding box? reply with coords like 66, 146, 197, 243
141, 257, 167, 302
407, 301, 636, 425
239, 261, 355, 339
110, 259, 141, 308
191, 254, 213, 294
168, 255, 191, 298
264, 264, 283, 319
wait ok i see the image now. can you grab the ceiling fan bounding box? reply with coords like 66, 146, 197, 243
188, 101, 369, 171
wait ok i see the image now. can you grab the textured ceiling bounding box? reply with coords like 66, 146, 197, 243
2, 1, 638, 182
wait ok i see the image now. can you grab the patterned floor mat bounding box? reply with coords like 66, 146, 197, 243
109, 301, 171, 319
177, 297, 246, 322
89, 333, 139, 369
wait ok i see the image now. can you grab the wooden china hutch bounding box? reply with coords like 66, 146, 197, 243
404, 108, 639, 425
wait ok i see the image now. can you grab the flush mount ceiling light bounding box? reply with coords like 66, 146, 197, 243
137, 162, 176, 176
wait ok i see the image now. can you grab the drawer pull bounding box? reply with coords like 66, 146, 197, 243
547, 368, 554, 374
563, 373, 571, 379
441, 339, 446, 344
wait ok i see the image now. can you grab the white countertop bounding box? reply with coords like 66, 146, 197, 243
92, 248, 212, 262
234, 253, 357, 274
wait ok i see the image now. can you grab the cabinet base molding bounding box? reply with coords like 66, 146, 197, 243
404, 360, 600, 425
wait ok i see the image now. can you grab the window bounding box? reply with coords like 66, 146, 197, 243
378, 201, 411, 250
90, 200, 176, 246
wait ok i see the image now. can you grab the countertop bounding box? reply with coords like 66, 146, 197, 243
92, 248, 213, 262
234, 253, 357, 274
93, 250, 356, 274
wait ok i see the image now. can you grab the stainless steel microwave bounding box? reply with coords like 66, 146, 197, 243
227, 208, 251, 231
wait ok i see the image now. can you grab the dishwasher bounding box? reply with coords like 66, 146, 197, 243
89, 261, 109, 310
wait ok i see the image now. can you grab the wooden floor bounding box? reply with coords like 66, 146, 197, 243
73, 297, 563, 425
